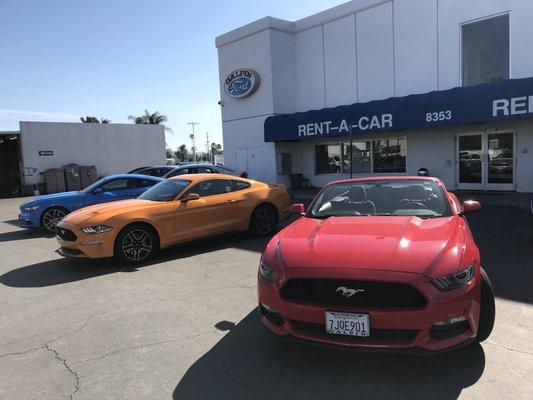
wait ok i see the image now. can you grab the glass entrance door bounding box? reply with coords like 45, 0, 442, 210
486, 132, 514, 190
457, 132, 515, 191
458, 134, 483, 190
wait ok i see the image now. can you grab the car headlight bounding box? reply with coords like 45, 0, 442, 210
81, 225, 113, 234
23, 205, 40, 212
431, 264, 475, 291
259, 260, 279, 282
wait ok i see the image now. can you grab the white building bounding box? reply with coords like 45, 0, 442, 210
216, 0, 533, 192
0, 121, 165, 195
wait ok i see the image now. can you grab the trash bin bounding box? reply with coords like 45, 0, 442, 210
290, 173, 303, 189
80, 166, 97, 189
43, 168, 66, 193
63, 164, 82, 191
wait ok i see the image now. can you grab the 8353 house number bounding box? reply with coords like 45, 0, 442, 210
426, 110, 452, 122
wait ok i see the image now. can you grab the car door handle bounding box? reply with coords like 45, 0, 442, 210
225, 199, 236, 203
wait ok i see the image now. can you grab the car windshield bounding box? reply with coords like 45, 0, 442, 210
308, 179, 451, 219
138, 179, 190, 202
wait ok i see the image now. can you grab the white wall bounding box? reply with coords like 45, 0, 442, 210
20, 122, 165, 185
295, 26, 325, 111
324, 14, 357, 106
356, 2, 395, 102
394, 0, 438, 95
223, 116, 277, 184
271, 30, 297, 114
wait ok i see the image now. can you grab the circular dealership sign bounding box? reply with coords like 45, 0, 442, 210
224, 69, 260, 99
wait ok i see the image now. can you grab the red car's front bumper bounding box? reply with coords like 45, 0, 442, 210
258, 267, 481, 354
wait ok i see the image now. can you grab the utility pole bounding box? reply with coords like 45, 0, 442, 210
349, 125, 353, 179
187, 122, 198, 162
205, 132, 210, 163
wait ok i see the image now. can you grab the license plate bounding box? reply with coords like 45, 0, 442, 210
325, 311, 370, 337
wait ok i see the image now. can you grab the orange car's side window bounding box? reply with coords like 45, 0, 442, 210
184, 179, 232, 198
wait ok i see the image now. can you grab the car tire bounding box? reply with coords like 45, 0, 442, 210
250, 204, 278, 236
476, 267, 495, 343
41, 207, 69, 233
114, 224, 158, 265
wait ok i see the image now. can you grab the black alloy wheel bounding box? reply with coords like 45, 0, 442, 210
250, 205, 278, 236
41, 207, 68, 232
115, 224, 157, 264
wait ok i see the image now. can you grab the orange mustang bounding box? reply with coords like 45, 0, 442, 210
55, 174, 291, 263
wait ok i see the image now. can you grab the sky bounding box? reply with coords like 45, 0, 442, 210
0, 0, 347, 152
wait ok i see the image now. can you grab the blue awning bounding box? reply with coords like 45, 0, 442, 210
264, 77, 533, 142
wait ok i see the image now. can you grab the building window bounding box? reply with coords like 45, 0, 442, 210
342, 141, 372, 173
462, 14, 509, 86
372, 138, 406, 173
316, 144, 342, 174
315, 138, 406, 174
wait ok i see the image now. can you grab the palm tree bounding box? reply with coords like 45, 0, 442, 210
176, 144, 188, 162
128, 110, 172, 133
210, 143, 222, 155
80, 116, 111, 123
129, 115, 146, 124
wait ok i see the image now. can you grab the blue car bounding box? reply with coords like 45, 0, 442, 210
19, 174, 164, 232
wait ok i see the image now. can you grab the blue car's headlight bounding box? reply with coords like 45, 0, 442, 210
23, 205, 40, 212
431, 264, 475, 291
81, 225, 113, 234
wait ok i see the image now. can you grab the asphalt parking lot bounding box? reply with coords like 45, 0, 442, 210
0, 195, 532, 400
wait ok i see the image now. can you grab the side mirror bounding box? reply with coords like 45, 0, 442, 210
290, 203, 305, 215
461, 200, 481, 214
92, 187, 103, 194
181, 193, 200, 202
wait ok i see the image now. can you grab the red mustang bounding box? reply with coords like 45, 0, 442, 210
258, 177, 495, 354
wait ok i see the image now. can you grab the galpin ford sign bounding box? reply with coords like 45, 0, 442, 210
224, 69, 260, 99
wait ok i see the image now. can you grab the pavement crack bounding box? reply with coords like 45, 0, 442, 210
219, 357, 259, 400
45, 344, 80, 399
485, 341, 533, 355
76, 331, 211, 364
1, 306, 123, 351
0, 345, 45, 359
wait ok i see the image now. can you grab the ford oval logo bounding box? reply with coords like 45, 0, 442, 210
224, 69, 260, 99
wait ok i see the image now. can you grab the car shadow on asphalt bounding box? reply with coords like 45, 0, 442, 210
0, 232, 270, 288
173, 309, 485, 400
2, 219, 22, 227
461, 204, 533, 304
0, 228, 54, 243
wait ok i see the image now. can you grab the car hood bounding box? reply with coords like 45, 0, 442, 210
21, 191, 79, 208
276, 216, 466, 277
59, 199, 157, 225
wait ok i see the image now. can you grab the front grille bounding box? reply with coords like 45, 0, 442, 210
281, 279, 427, 309
291, 320, 418, 341
56, 227, 77, 242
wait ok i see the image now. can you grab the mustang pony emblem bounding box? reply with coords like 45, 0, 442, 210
336, 286, 365, 298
